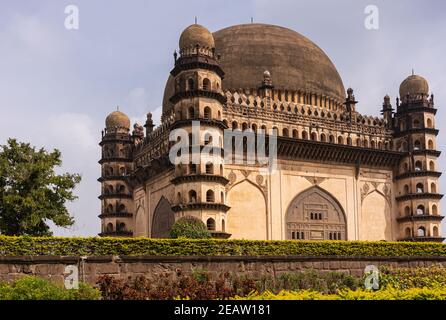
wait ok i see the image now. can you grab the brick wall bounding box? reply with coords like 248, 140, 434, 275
1, 255, 445, 285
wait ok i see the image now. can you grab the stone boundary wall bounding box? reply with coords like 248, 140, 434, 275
1, 255, 446, 285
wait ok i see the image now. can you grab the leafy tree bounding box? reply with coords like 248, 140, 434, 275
0, 139, 81, 236
170, 216, 211, 239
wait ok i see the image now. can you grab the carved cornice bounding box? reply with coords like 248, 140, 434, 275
397, 214, 444, 223
395, 171, 442, 181
171, 55, 225, 78
98, 176, 128, 183
98, 212, 133, 219
396, 193, 444, 202
171, 203, 230, 213
393, 128, 439, 138
170, 118, 228, 131
98, 193, 133, 200
277, 137, 402, 168
171, 174, 229, 186
99, 158, 133, 165
398, 236, 445, 243
169, 90, 227, 105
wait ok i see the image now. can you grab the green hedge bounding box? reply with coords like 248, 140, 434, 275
234, 287, 446, 300
0, 236, 445, 257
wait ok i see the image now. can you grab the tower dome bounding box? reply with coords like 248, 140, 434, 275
399, 74, 429, 98
179, 24, 215, 50
105, 110, 130, 129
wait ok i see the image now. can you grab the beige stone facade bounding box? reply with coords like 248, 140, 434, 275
98, 23, 443, 242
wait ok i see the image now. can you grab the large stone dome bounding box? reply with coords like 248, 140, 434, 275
163, 23, 345, 112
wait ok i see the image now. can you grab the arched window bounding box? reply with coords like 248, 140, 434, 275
204, 106, 212, 119
404, 185, 410, 194
347, 137, 352, 146
371, 140, 376, 149
416, 205, 425, 215
203, 78, 211, 91
206, 218, 216, 231
356, 138, 362, 147
428, 140, 434, 150
252, 124, 257, 132
220, 191, 224, 203
433, 226, 439, 237
232, 121, 238, 130
289, 129, 297, 139
107, 204, 113, 213
417, 227, 426, 237
337, 136, 344, 145
117, 222, 126, 232
220, 164, 223, 175
283, 128, 289, 137
413, 119, 420, 128
432, 204, 438, 215
119, 167, 126, 176
189, 163, 197, 174
404, 206, 411, 216
106, 223, 114, 232
415, 161, 423, 171
187, 78, 195, 91
205, 163, 214, 174
431, 182, 437, 194
429, 161, 435, 171
363, 139, 369, 148
405, 227, 412, 237
106, 185, 113, 195
189, 190, 197, 203
302, 131, 308, 140
206, 190, 215, 202
329, 135, 335, 143
118, 204, 126, 213
320, 133, 327, 142
107, 167, 114, 176
177, 192, 182, 204
188, 106, 195, 119
222, 219, 226, 232
311, 132, 317, 141
414, 140, 421, 151
402, 163, 408, 172
416, 183, 424, 193
427, 118, 433, 128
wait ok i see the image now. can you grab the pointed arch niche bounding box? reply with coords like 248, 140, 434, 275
360, 191, 392, 241
285, 186, 347, 240
151, 196, 175, 238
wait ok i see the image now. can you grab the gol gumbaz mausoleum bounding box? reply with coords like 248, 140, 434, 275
98, 23, 443, 242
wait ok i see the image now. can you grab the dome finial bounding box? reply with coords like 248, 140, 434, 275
194, 16, 197, 24
412, 68, 414, 76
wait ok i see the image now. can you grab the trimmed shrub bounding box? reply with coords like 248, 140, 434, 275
379, 265, 446, 290
234, 288, 446, 300
170, 216, 211, 239
0, 236, 446, 257
0, 276, 100, 300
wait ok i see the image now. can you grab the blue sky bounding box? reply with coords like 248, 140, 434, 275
0, 0, 445, 236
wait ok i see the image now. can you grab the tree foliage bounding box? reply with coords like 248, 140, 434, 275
170, 216, 211, 239
0, 139, 81, 236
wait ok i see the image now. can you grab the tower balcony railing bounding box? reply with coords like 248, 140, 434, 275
395, 192, 443, 202
98, 192, 133, 200
398, 236, 445, 243
396, 214, 444, 223
98, 211, 133, 218
98, 230, 133, 237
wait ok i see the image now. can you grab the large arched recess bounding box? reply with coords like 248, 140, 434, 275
285, 186, 347, 240
227, 180, 267, 240
151, 196, 175, 238
360, 191, 392, 241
